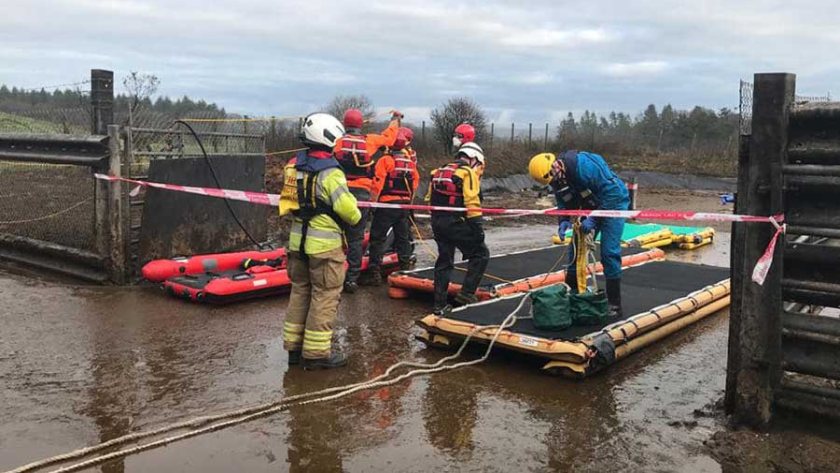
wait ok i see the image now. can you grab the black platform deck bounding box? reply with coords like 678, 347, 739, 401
406, 245, 650, 288
439, 261, 730, 340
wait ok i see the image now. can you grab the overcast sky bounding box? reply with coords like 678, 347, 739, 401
1, 0, 838, 123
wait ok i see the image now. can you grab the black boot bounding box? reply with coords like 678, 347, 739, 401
343, 281, 358, 293
454, 292, 479, 306
606, 278, 623, 319
433, 304, 452, 316
302, 352, 348, 370
359, 270, 382, 286
288, 350, 301, 366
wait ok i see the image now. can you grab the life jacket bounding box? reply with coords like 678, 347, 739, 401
430, 161, 471, 208
381, 150, 417, 198
335, 133, 379, 180
279, 151, 343, 257
555, 150, 599, 210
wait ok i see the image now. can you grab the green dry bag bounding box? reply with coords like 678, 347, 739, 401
529, 285, 572, 331
570, 290, 610, 326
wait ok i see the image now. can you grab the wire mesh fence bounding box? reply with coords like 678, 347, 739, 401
739, 80, 753, 136
0, 160, 96, 251
740, 78, 833, 135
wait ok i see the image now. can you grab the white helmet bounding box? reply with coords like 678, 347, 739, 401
299, 112, 344, 148
457, 142, 485, 166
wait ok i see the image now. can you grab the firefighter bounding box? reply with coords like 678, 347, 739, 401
278, 112, 361, 370
426, 142, 489, 315
528, 151, 630, 318
452, 123, 475, 149
364, 127, 420, 284
333, 109, 403, 293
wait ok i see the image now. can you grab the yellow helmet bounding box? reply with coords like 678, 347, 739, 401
529, 152, 556, 185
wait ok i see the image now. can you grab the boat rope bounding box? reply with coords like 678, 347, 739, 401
5, 297, 529, 473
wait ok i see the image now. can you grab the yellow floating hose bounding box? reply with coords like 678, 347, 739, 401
671, 227, 715, 244
677, 237, 713, 250
623, 228, 674, 248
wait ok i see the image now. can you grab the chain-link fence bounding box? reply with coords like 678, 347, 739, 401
740, 79, 832, 135
0, 85, 93, 134
739, 80, 753, 136
0, 160, 96, 250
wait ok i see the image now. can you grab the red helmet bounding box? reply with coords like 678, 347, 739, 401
400, 127, 414, 143
454, 123, 475, 143
392, 127, 413, 150
343, 109, 364, 129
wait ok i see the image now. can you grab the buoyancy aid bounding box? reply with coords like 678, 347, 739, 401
381, 150, 417, 198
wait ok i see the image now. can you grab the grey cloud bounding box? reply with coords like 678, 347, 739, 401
0, 0, 838, 123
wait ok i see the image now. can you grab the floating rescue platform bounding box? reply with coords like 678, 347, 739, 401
551, 223, 715, 251
416, 260, 730, 378
388, 245, 665, 300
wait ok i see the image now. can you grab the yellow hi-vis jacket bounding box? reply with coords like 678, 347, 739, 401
279, 156, 361, 255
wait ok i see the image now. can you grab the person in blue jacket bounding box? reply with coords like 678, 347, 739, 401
529, 151, 630, 317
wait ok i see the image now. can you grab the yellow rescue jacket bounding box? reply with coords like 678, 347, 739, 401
279, 152, 361, 255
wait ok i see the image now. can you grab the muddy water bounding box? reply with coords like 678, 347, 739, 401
1, 226, 732, 472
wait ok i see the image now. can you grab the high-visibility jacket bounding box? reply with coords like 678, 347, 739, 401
425, 159, 482, 219
371, 149, 420, 203
333, 121, 399, 193
279, 151, 361, 255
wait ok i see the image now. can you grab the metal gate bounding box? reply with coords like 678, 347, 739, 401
124, 124, 268, 277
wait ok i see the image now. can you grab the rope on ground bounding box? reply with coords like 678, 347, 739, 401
6, 298, 529, 473
0, 199, 91, 225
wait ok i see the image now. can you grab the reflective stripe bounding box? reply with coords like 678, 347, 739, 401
304, 330, 332, 341
303, 329, 332, 351
283, 322, 304, 343
329, 185, 351, 203
342, 136, 366, 146
315, 168, 342, 197
290, 223, 342, 240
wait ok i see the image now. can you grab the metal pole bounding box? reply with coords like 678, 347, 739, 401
544, 123, 549, 149
510, 123, 515, 141
421, 120, 426, 143
90, 69, 113, 135
528, 123, 533, 147
490, 123, 494, 148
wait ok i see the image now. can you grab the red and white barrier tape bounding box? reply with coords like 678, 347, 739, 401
95, 174, 784, 283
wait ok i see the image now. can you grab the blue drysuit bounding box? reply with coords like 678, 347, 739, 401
552, 151, 629, 280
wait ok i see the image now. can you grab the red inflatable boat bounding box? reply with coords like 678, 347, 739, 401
163, 252, 400, 304
142, 234, 373, 282
142, 247, 287, 282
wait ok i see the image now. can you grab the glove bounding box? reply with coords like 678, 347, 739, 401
390, 109, 404, 120
557, 219, 572, 242
581, 217, 598, 234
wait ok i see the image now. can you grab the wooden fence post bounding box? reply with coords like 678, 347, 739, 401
90, 69, 113, 135
729, 72, 794, 426
107, 125, 127, 284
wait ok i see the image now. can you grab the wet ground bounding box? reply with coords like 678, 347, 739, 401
0, 224, 836, 472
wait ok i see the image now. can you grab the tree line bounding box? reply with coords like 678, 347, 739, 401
0, 84, 223, 117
